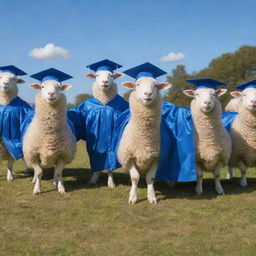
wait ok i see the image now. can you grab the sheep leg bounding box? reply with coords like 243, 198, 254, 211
55, 160, 65, 194
214, 163, 225, 195
107, 170, 116, 189
128, 163, 140, 205
238, 161, 247, 187
88, 172, 100, 185
7, 158, 15, 181
32, 163, 43, 195
195, 166, 203, 195
226, 166, 233, 180
146, 161, 158, 204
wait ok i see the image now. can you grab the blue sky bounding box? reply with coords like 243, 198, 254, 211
1, 0, 256, 103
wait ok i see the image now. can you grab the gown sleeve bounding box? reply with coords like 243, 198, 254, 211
67, 103, 86, 141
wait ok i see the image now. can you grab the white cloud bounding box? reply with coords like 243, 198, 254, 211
28, 43, 70, 59
159, 52, 185, 62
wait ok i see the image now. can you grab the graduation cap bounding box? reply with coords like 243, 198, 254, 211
30, 68, 73, 83
235, 80, 256, 91
123, 62, 167, 80
0, 65, 27, 76
86, 59, 122, 73
186, 78, 227, 89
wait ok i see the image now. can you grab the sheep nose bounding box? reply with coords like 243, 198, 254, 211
102, 80, 109, 85
2, 82, 8, 86
204, 101, 211, 105
251, 100, 256, 104
144, 92, 153, 97
48, 92, 55, 96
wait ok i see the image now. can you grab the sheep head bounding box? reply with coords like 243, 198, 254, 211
230, 88, 256, 112
183, 88, 227, 113
0, 72, 24, 93
29, 80, 72, 104
86, 70, 124, 91
122, 77, 171, 106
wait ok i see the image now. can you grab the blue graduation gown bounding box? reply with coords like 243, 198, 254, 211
68, 95, 129, 172
221, 111, 238, 132
112, 101, 197, 182
0, 97, 33, 160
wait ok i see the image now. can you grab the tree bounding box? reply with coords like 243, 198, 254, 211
74, 93, 92, 106
164, 45, 256, 107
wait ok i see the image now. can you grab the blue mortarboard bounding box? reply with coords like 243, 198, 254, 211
86, 59, 122, 73
186, 78, 227, 89
30, 68, 73, 83
0, 65, 27, 76
235, 80, 256, 91
123, 62, 167, 80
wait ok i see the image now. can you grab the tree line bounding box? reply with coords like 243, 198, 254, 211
70, 45, 256, 108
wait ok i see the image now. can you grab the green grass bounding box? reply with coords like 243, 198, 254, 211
0, 141, 256, 256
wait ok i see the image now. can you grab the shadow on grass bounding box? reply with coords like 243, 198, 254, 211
156, 177, 256, 201
11, 167, 256, 198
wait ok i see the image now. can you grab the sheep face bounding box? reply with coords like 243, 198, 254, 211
183, 88, 227, 113
122, 77, 171, 106
0, 72, 24, 93
231, 88, 256, 112
86, 71, 124, 91
29, 80, 72, 104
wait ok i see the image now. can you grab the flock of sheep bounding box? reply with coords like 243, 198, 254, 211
0, 61, 255, 205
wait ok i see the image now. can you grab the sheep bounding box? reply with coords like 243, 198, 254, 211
183, 84, 231, 195
23, 77, 76, 195
0, 69, 31, 181
117, 76, 171, 204
225, 97, 241, 112
226, 87, 256, 186
68, 65, 128, 189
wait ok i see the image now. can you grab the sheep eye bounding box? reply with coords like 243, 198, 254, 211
195, 93, 199, 96
213, 93, 216, 96
42, 86, 44, 88
136, 84, 140, 87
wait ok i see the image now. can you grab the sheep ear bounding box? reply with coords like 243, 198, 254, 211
113, 73, 125, 79
16, 78, 25, 84
156, 82, 172, 91
122, 82, 136, 89
230, 91, 242, 98
216, 88, 227, 97
183, 89, 195, 97
61, 84, 72, 91
29, 83, 41, 90
86, 73, 96, 79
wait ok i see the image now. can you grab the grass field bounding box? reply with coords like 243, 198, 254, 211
0, 141, 256, 256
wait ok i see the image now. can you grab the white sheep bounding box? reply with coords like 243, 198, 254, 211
225, 97, 241, 112
0, 68, 31, 181
117, 75, 171, 204
183, 81, 231, 195
68, 61, 128, 189
23, 72, 76, 195
226, 86, 256, 186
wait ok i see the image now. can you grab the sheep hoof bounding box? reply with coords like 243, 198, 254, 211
108, 180, 116, 189
240, 178, 247, 187
33, 190, 40, 195
216, 188, 225, 195
128, 196, 137, 205
7, 174, 14, 182
226, 173, 233, 180
58, 184, 65, 194
53, 178, 58, 186
148, 197, 157, 204
195, 187, 203, 196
